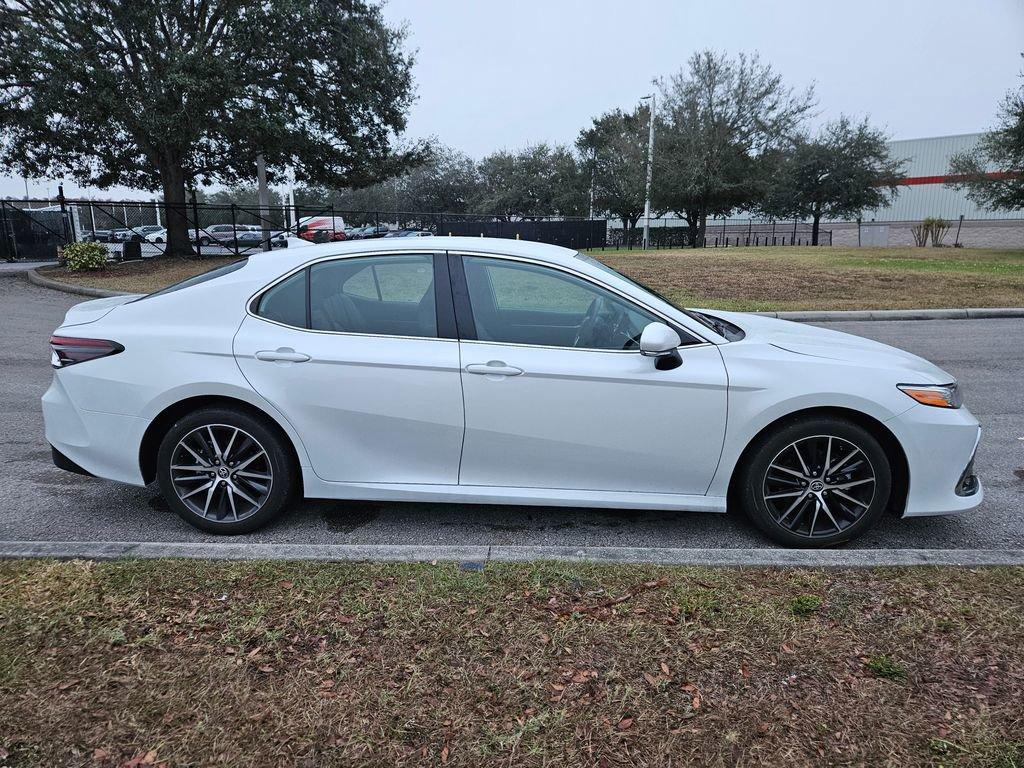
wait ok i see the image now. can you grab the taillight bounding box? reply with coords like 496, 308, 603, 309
49, 336, 124, 368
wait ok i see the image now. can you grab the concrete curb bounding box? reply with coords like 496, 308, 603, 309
2, 541, 1024, 567
27, 267, 1024, 321
760, 307, 1024, 322
27, 268, 130, 298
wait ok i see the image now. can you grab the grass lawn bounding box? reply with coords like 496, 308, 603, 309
38, 246, 1024, 311
595, 247, 1024, 311
2, 560, 1022, 767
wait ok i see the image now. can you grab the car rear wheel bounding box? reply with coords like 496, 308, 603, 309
156, 407, 296, 534
736, 416, 892, 547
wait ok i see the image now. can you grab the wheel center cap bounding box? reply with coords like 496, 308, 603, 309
218, 467, 229, 478
810, 480, 825, 492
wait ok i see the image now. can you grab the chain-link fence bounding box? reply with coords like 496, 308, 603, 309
2, 194, 840, 262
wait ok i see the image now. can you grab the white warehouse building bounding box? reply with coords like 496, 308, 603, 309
831, 132, 1023, 248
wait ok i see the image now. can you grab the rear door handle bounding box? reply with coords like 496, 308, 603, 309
255, 348, 310, 363
465, 361, 523, 377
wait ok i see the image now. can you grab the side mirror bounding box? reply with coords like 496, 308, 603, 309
639, 322, 683, 370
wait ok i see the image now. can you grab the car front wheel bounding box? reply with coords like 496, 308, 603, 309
156, 407, 296, 534
736, 416, 892, 547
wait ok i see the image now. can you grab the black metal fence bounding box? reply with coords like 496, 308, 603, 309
607, 218, 832, 249
1, 192, 833, 263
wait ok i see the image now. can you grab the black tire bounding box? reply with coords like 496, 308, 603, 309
200, 237, 211, 246
735, 416, 892, 547
156, 407, 296, 534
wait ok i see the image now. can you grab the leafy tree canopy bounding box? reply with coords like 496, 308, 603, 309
763, 116, 906, 244
654, 50, 815, 245
577, 106, 650, 235
947, 73, 1024, 211
473, 144, 586, 220
0, 0, 423, 254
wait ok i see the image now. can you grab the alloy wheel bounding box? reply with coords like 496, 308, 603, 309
169, 424, 273, 522
761, 434, 876, 539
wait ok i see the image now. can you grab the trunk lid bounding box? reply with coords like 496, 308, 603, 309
58, 294, 142, 327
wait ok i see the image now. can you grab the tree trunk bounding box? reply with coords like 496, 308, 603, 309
682, 211, 699, 247
811, 213, 821, 246
159, 156, 193, 258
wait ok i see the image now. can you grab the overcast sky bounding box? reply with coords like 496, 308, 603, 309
3, 0, 1022, 199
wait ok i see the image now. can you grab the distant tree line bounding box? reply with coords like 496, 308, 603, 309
291, 50, 908, 246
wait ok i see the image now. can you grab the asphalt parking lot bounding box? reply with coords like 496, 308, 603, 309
2, 269, 1022, 553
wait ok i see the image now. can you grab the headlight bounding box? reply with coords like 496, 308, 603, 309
897, 383, 962, 409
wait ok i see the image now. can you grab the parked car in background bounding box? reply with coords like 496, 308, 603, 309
383, 229, 433, 238
235, 229, 288, 249
112, 225, 164, 242
300, 226, 347, 243
145, 228, 167, 243
42, 238, 982, 545
82, 229, 114, 243
296, 216, 347, 242
193, 224, 251, 247
349, 224, 390, 239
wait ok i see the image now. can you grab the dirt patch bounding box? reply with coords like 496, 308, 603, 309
38, 257, 237, 295
1, 560, 1022, 767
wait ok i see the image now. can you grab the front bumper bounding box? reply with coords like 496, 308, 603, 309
887, 403, 983, 517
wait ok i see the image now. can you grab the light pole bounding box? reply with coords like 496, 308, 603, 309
640, 93, 656, 250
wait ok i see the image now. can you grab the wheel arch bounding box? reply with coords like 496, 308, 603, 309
726, 406, 909, 516
139, 394, 304, 490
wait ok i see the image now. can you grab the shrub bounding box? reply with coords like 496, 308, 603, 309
62, 241, 108, 271
864, 655, 907, 680
924, 216, 950, 246
790, 594, 823, 616
910, 222, 929, 247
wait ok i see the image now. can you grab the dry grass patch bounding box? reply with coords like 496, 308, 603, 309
2, 560, 1023, 767
38, 247, 1024, 311
598, 247, 1024, 311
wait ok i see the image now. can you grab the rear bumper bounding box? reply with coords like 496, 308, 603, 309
51, 445, 94, 476
888, 404, 983, 517
42, 374, 148, 486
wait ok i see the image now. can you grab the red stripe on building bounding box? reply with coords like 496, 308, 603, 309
902, 171, 1018, 186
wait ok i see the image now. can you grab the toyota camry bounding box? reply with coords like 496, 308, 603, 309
42, 238, 982, 546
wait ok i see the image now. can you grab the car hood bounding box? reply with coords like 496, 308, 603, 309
700, 309, 955, 384
59, 294, 142, 327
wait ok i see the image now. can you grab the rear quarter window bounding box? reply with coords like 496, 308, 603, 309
132, 259, 248, 302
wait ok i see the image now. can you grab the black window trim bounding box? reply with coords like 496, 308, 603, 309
446, 251, 705, 351
247, 251, 457, 342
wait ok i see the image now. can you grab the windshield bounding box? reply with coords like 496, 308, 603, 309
575, 253, 734, 336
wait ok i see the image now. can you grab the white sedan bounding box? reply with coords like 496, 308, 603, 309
42, 238, 982, 546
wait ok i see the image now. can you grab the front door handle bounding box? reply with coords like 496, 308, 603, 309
255, 348, 311, 363
465, 361, 524, 377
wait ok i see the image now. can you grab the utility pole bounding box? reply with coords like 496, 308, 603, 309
256, 153, 272, 251
640, 93, 656, 250
285, 164, 298, 232
588, 148, 596, 220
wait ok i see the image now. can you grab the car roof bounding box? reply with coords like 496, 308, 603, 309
245, 236, 582, 276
